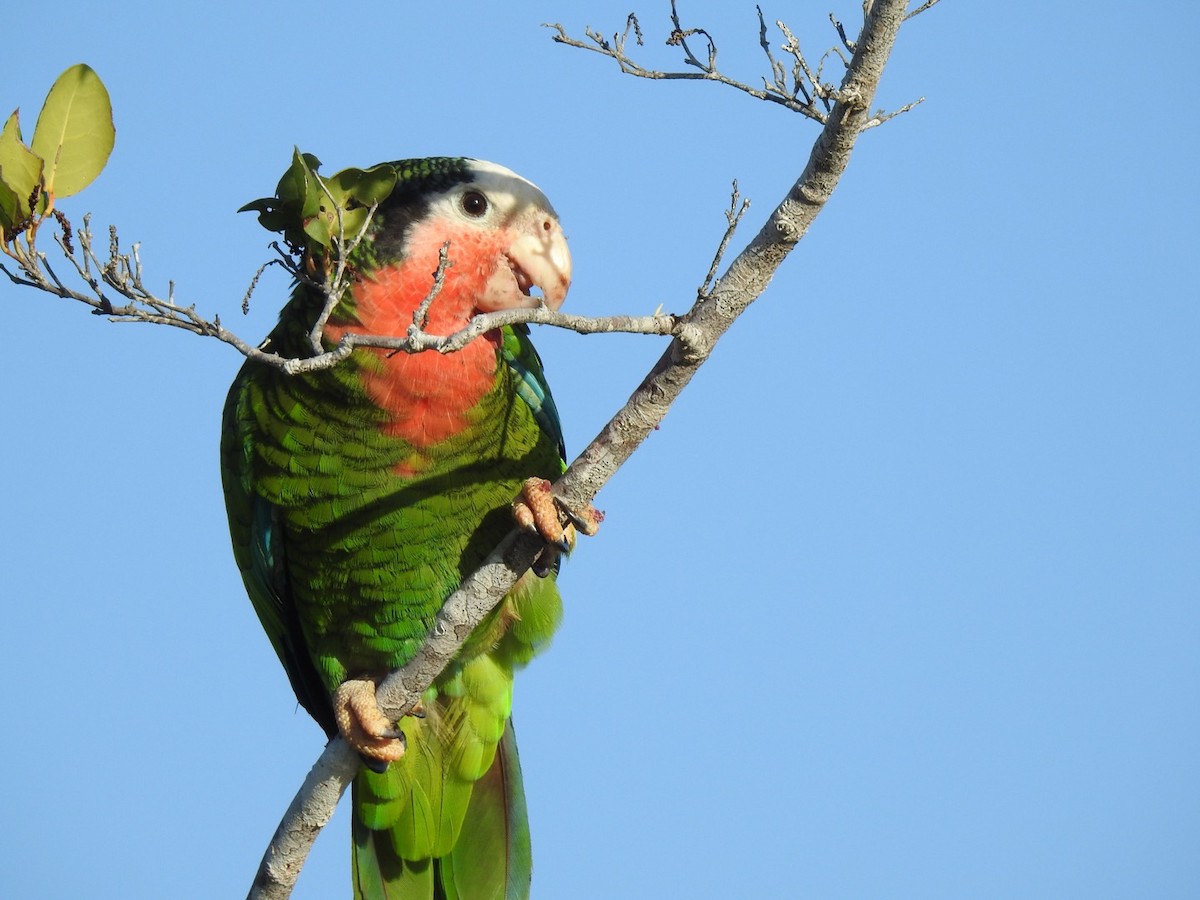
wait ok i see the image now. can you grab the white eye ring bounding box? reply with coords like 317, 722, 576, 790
461, 190, 488, 218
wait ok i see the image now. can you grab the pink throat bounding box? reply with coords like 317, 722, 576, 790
324, 228, 505, 457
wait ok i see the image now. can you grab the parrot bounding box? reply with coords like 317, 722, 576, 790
221, 157, 595, 899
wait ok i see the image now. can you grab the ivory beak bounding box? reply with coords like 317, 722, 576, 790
479, 213, 572, 312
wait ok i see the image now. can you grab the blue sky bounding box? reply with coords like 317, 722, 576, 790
4, 1, 1197, 898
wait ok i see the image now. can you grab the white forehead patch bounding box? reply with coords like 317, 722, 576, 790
458, 158, 558, 221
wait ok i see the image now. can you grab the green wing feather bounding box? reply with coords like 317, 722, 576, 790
439, 724, 531, 900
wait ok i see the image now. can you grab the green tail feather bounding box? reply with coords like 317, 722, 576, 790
352, 724, 532, 900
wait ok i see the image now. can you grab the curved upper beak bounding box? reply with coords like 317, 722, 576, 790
503, 214, 572, 311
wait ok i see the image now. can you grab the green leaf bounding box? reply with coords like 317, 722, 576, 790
351, 164, 397, 206
239, 151, 399, 257
309, 164, 397, 247
30, 64, 115, 198
302, 214, 332, 248
0, 109, 45, 225
0, 107, 23, 144
275, 149, 321, 212
237, 197, 274, 215
339, 207, 368, 239
0, 178, 18, 231
329, 163, 397, 208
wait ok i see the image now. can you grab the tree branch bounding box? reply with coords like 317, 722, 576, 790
1, 212, 681, 373
247, 1, 912, 896
544, 9, 837, 123
906, 0, 943, 20
547, 1, 926, 129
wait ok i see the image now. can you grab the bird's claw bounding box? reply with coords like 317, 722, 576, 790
334, 676, 407, 765
559, 500, 603, 536
512, 478, 603, 576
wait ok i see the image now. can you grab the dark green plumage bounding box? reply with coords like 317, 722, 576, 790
221, 157, 572, 898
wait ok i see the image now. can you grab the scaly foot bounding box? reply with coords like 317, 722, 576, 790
333, 676, 406, 765
512, 477, 603, 575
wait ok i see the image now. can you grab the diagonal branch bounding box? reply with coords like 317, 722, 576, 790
246, 1, 911, 896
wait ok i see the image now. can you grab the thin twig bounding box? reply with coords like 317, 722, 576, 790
667, 0, 717, 73
407, 241, 454, 339
830, 13, 856, 53
241, 258, 287, 315
545, 13, 831, 123
906, 0, 942, 20
864, 95, 926, 128
307, 193, 382, 354
757, 7, 814, 109
779, 19, 833, 113
699, 181, 749, 298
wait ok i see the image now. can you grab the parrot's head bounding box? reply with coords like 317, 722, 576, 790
369, 158, 571, 316
314, 158, 570, 450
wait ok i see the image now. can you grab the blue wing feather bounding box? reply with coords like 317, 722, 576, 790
501, 324, 565, 464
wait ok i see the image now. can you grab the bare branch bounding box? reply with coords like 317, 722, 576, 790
4, 214, 281, 362
546, 9, 836, 123
245, 740, 360, 900
549, 6, 935, 128
240, 258, 288, 315
864, 95, 926, 128
666, 0, 717, 73
3, 209, 682, 375
830, 13, 856, 54
288, 307, 679, 375
777, 18, 834, 113
407, 241, 454, 338
699, 181, 750, 298
757, 7, 819, 110
248, 1, 912, 895
906, 0, 943, 19
626, 13, 645, 46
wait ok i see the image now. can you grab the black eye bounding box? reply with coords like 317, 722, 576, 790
461, 190, 488, 217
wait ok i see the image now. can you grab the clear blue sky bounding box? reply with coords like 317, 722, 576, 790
4, 1, 1197, 898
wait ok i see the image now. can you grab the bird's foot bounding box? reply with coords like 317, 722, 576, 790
334, 676, 406, 766
512, 477, 603, 576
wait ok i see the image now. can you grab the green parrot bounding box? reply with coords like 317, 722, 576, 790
221, 157, 591, 899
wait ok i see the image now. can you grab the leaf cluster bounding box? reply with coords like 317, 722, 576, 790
238, 151, 398, 272
0, 64, 114, 241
